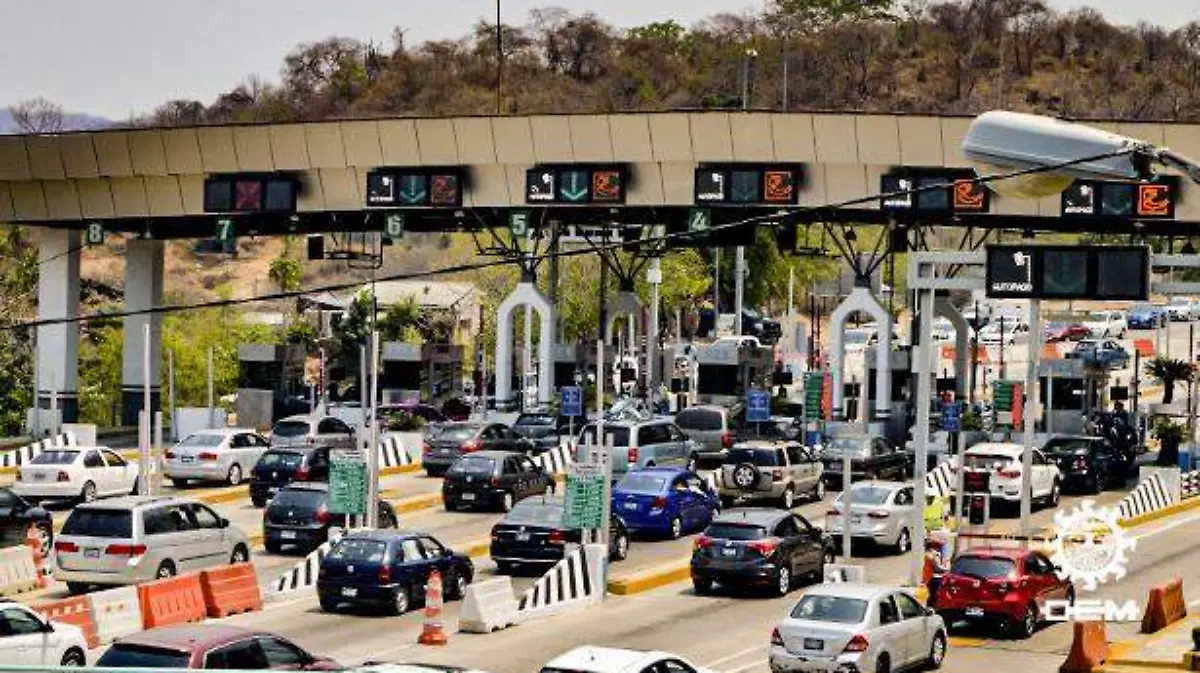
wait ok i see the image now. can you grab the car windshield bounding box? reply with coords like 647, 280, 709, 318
824, 439, 869, 457
329, 537, 388, 563
617, 473, 668, 494
837, 486, 895, 506
1130, 304, 1155, 314
965, 453, 1016, 469
726, 448, 779, 466
61, 509, 132, 538
177, 433, 226, 447
1043, 438, 1092, 455
515, 414, 556, 427
272, 421, 310, 438
96, 644, 190, 669
951, 555, 1017, 579
257, 451, 303, 469
30, 450, 78, 465
449, 455, 497, 475
705, 522, 767, 540
435, 425, 479, 442
580, 425, 630, 448
271, 488, 326, 508
1088, 312, 1110, 321
789, 595, 869, 624
504, 500, 564, 526
675, 409, 723, 431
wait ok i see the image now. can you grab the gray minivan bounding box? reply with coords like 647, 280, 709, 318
673, 406, 738, 467
577, 419, 700, 478
269, 415, 356, 451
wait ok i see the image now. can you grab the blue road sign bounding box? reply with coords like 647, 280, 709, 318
747, 389, 771, 423
942, 401, 962, 433
561, 386, 583, 417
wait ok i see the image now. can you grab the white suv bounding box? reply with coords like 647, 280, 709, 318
963, 443, 1061, 507
0, 600, 88, 666
1083, 310, 1127, 338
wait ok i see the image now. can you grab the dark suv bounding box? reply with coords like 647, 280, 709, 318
250, 446, 331, 508
691, 508, 834, 597
263, 482, 397, 553
1041, 436, 1129, 493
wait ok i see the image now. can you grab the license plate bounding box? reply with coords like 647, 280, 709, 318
84, 548, 100, 559
516, 532, 531, 541
341, 587, 357, 598
280, 531, 297, 540
851, 515, 862, 524
460, 493, 476, 501
268, 488, 278, 497
722, 547, 737, 557
965, 607, 984, 617
803, 638, 824, 651
624, 502, 639, 510
33, 473, 45, 481
181, 456, 195, 464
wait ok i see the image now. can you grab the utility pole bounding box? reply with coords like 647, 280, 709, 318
734, 48, 756, 337
139, 324, 151, 496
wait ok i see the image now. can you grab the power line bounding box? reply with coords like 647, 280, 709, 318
3, 146, 1135, 333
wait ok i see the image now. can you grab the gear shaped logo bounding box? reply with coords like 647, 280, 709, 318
1050, 499, 1135, 591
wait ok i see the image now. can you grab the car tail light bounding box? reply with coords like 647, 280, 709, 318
295, 464, 310, 480
868, 510, 890, 519
998, 467, 1021, 479
628, 447, 639, 463
164, 450, 176, 459
547, 530, 566, 545
491, 528, 501, 541
105, 543, 147, 557
315, 506, 331, 525
771, 628, 784, 647
843, 635, 869, 653
694, 536, 714, 551
721, 432, 735, 450
198, 452, 218, 462
747, 538, 779, 556
1073, 457, 1089, 470
651, 496, 667, 510
57, 471, 70, 482
461, 440, 481, 453
306, 436, 316, 445
422, 442, 432, 455
55, 541, 79, 553
490, 476, 501, 487
771, 468, 785, 482
378, 565, 392, 584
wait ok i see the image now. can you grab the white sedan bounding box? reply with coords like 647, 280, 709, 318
0, 598, 89, 666
163, 428, 269, 486
13, 447, 138, 503
541, 647, 717, 673
770, 585, 947, 673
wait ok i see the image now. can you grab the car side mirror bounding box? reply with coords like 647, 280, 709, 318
925, 606, 936, 616
219, 517, 230, 529
41, 619, 54, 633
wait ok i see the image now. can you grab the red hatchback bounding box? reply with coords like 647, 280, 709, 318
932, 547, 1074, 639
96, 624, 342, 670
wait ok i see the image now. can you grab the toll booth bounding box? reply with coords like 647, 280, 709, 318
236, 344, 308, 429
695, 340, 774, 406
380, 342, 464, 405
553, 344, 580, 389
1038, 358, 1100, 435
862, 348, 913, 443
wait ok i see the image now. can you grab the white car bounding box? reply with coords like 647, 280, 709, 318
770, 585, 947, 673
163, 428, 270, 487
963, 442, 1061, 506
1167, 297, 1199, 322
0, 599, 88, 666
977, 321, 1028, 346
541, 647, 716, 673
13, 447, 138, 503
1082, 310, 1127, 338
931, 318, 955, 343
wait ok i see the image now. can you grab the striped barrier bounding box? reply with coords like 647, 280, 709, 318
270, 530, 344, 596
533, 441, 574, 476
1118, 472, 1175, 520
378, 434, 418, 469
517, 543, 605, 622
0, 432, 77, 470
925, 460, 956, 499
1182, 470, 1199, 499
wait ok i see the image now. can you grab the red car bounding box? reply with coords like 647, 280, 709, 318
96, 624, 342, 670
932, 547, 1074, 639
1044, 322, 1090, 343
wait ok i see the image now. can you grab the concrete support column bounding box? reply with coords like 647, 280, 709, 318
35, 229, 82, 424
122, 239, 164, 426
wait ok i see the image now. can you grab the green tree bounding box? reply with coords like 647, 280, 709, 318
1146, 357, 1194, 406
379, 297, 421, 342
268, 254, 302, 293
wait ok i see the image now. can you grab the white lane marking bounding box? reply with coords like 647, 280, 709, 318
703, 646, 766, 669
722, 658, 768, 673
355, 642, 417, 663
1130, 509, 1200, 542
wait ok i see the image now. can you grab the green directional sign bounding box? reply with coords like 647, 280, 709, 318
85, 222, 105, 247
804, 372, 825, 422
688, 208, 711, 233
384, 213, 405, 240
509, 210, 530, 239
329, 449, 367, 516
398, 174, 428, 205
215, 218, 235, 248
562, 464, 605, 529
731, 170, 762, 203
559, 170, 590, 203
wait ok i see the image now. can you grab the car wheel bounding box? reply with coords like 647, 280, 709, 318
1065, 586, 1076, 606
251, 496, 266, 508
720, 495, 736, 509
1086, 475, 1101, 495
927, 632, 947, 670
1014, 603, 1038, 639
686, 454, 699, 473
60, 648, 85, 667
264, 539, 282, 554
693, 577, 713, 595
230, 544, 249, 564
501, 491, 515, 512
669, 517, 683, 540
446, 570, 469, 600
227, 463, 243, 486
813, 479, 826, 501
611, 530, 630, 561
391, 587, 411, 615
775, 566, 791, 597
319, 596, 339, 613
495, 561, 513, 575
169, 477, 188, 489
65, 581, 89, 595
780, 486, 796, 510
894, 528, 912, 555
80, 481, 96, 503
823, 547, 837, 565
155, 560, 176, 580
1049, 481, 1061, 507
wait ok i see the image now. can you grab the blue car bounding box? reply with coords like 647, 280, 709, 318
317, 530, 473, 615
1127, 303, 1167, 330
611, 467, 720, 539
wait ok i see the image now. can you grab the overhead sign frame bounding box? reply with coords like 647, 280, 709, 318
365, 166, 466, 208
525, 164, 629, 205
1061, 176, 1178, 220
985, 245, 1150, 301
204, 174, 299, 214
879, 167, 990, 215
694, 163, 806, 206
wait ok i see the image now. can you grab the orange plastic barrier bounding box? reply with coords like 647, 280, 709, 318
1059, 620, 1108, 673
138, 573, 207, 629
25, 524, 50, 589
1141, 578, 1187, 633
200, 563, 262, 618
36, 596, 98, 649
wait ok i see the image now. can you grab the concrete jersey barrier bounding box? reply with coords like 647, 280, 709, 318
87, 585, 143, 645
271, 533, 341, 596
925, 461, 956, 499
0, 545, 40, 596
0, 432, 77, 470
517, 544, 605, 621
1118, 471, 1176, 520
459, 577, 520, 633
533, 441, 574, 476
378, 433, 420, 469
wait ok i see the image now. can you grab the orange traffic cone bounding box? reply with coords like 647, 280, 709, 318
418, 570, 448, 646
25, 524, 50, 589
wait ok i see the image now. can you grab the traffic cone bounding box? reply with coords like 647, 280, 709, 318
25, 525, 50, 589
418, 570, 448, 646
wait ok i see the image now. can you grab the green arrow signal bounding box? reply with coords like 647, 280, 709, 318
560, 171, 589, 202
399, 175, 427, 205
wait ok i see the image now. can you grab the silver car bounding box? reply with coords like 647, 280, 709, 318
674, 405, 738, 466
54, 496, 251, 594
163, 428, 270, 487
824, 481, 917, 554
578, 419, 698, 478
770, 584, 947, 673
270, 415, 356, 450
719, 441, 824, 510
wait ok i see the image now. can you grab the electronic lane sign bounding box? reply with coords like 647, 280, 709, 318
526, 165, 627, 205
985, 245, 1150, 301
694, 164, 805, 206
1061, 177, 1178, 220
204, 175, 298, 213
366, 167, 464, 208
880, 168, 989, 215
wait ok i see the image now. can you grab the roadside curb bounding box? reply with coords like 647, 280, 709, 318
607, 560, 692, 595
381, 464, 421, 477
392, 492, 443, 514
1120, 496, 1200, 529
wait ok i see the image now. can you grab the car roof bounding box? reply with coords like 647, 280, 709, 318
804, 583, 907, 601
713, 508, 788, 526
965, 442, 1024, 456
342, 529, 426, 541
467, 450, 519, 459
113, 624, 265, 651
70, 495, 180, 511
848, 480, 907, 490
183, 427, 256, 436
442, 421, 487, 429
730, 441, 791, 450
956, 546, 1027, 560
281, 481, 328, 493
625, 466, 687, 477
277, 415, 317, 424
543, 646, 664, 673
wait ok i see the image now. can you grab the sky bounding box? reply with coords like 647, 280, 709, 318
3, 0, 1200, 120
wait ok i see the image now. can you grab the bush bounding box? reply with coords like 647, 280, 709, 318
385, 411, 426, 432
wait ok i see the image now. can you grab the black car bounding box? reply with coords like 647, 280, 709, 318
489, 495, 629, 574
249, 446, 331, 508
820, 435, 909, 487
511, 412, 568, 452
0, 487, 52, 559
442, 451, 554, 512
742, 309, 782, 345
317, 530, 473, 615
691, 508, 834, 597
1042, 436, 1129, 494
263, 482, 398, 553
422, 423, 532, 477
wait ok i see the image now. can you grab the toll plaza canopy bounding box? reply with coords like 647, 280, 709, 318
3, 110, 1200, 237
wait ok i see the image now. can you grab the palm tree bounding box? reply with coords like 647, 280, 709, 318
1145, 357, 1194, 405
